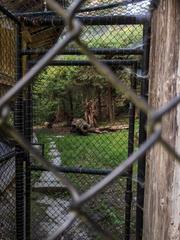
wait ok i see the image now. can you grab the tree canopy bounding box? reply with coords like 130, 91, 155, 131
34, 24, 142, 125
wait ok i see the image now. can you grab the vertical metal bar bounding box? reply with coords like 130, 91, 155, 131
24, 81, 32, 240
24, 61, 34, 239
124, 64, 137, 240
136, 22, 151, 240
14, 23, 24, 240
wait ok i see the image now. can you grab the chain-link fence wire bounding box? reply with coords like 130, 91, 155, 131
0, 8, 18, 240
0, 105, 16, 239
1, 1, 149, 51
81, 25, 143, 49
75, 0, 151, 16
30, 172, 137, 239
1, 0, 152, 15
0, 0, 179, 240
0, 10, 17, 88
32, 65, 136, 165
30, 63, 139, 239
0, 143, 16, 240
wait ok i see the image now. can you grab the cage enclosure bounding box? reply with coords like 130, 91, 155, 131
0, 1, 160, 240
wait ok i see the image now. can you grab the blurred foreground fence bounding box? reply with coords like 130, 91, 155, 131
0, 0, 179, 240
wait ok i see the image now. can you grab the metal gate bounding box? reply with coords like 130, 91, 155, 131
25, 4, 150, 239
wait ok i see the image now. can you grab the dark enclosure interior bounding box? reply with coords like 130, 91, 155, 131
0, 1, 155, 240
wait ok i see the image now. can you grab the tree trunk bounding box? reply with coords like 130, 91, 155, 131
97, 87, 102, 121
107, 84, 114, 123
84, 100, 97, 127
68, 90, 73, 125
143, 1, 180, 239
62, 98, 66, 121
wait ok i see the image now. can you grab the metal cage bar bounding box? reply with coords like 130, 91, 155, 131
136, 21, 151, 240
124, 64, 137, 240
21, 48, 144, 56
24, 84, 33, 240
29, 59, 139, 67
19, 15, 149, 26
14, 23, 25, 240
31, 165, 130, 176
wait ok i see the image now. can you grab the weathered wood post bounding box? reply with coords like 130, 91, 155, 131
143, 0, 180, 239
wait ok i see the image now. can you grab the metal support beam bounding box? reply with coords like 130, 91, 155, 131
124, 64, 137, 240
15, 24, 25, 240
31, 165, 129, 177
29, 59, 139, 67
18, 15, 150, 26
136, 21, 151, 240
24, 84, 32, 240
21, 47, 143, 56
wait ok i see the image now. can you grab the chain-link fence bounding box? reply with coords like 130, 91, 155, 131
30, 60, 139, 239
0, 7, 18, 240
0, 0, 179, 240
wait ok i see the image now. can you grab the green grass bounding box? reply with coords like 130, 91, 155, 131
34, 129, 138, 239
36, 129, 129, 169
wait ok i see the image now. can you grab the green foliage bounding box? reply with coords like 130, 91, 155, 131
34, 25, 142, 124
34, 65, 78, 123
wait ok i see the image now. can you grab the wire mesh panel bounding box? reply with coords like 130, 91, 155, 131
25, 3, 146, 238
0, 142, 16, 240
30, 60, 140, 239
1, 0, 151, 15
33, 65, 137, 168
0, 10, 17, 90
0, 7, 18, 240
62, 24, 144, 57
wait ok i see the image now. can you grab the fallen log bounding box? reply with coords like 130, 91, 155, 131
89, 124, 129, 134
71, 118, 128, 135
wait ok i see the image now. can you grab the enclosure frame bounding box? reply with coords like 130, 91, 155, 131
26, 58, 147, 240
0, 3, 151, 240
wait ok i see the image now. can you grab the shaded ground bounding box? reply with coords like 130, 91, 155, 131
0, 185, 16, 240
0, 142, 16, 239
32, 137, 91, 240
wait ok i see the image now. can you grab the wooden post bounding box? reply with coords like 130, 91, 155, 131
143, 0, 180, 239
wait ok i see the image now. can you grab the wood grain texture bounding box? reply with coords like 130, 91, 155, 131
143, 0, 180, 239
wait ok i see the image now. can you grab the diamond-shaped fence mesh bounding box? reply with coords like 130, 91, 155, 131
76, 0, 151, 16
0, 157, 16, 240
30, 62, 139, 239
33, 65, 136, 169
77, 25, 143, 50
0, 11, 17, 92
0, 1, 179, 240
0, 8, 17, 240
0, 0, 151, 14
1, 0, 151, 15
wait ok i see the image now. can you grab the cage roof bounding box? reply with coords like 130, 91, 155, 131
0, 1, 152, 50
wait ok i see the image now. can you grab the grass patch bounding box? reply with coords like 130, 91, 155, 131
36, 130, 129, 169
34, 128, 138, 239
